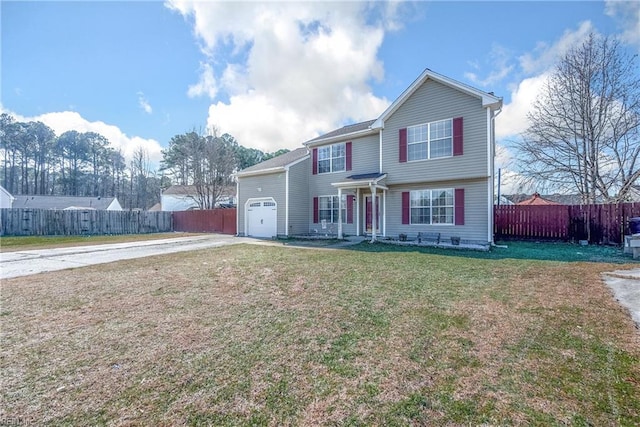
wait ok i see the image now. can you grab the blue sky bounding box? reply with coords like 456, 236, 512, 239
2, 1, 639, 188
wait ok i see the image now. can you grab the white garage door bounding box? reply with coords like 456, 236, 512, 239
246, 199, 277, 238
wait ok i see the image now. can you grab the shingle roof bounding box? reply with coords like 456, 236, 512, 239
516, 193, 561, 206
347, 172, 385, 180
162, 185, 196, 195
305, 120, 376, 144
12, 195, 118, 210
237, 147, 309, 174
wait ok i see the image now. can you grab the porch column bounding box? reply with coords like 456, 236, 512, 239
356, 188, 360, 236
371, 185, 377, 242
382, 189, 386, 237
337, 187, 343, 239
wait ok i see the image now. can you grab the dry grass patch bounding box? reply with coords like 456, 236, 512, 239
1, 244, 639, 426
0, 232, 201, 252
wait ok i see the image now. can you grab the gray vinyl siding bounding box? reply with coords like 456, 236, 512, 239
287, 160, 309, 235
308, 134, 379, 235
384, 178, 490, 244
237, 172, 287, 236
382, 79, 489, 185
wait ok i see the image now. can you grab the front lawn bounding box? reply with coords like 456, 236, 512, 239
1, 244, 639, 425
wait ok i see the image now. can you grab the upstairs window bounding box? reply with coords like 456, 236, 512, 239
317, 143, 345, 174
407, 119, 453, 161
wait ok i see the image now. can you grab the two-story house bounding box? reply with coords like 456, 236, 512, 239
235, 68, 502, 244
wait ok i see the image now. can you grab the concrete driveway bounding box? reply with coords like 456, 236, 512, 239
0, 235, 254, 280
602, 268, 640, 330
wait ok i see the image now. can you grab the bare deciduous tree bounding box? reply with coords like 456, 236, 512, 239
191, 127, 236, 209
516, 33, 640, 204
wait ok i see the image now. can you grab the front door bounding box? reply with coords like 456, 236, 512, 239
365, 196, 380, 234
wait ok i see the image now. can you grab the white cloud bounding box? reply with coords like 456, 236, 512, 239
464, 44, 514, 87
1, 107, 163, 165
605, 0, 640, 47
137, 92, 153, 114
167, 1, 395, 151
519, 21, 594, 74
496, 73, 549, 139
496, 23, 596, 139
187, 62, 218, 99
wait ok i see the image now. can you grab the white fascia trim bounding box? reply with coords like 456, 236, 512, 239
332, 181, 389, 191
235, 166, 285, 178
331, 174, 388, 190
304, 128, 378, 147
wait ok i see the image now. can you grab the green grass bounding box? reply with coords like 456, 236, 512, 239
1, 243, 639, 425
353, 239, 636, 263
0, 232, 199, 251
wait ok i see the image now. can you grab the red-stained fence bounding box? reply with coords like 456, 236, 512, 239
494, 203, 640, 244
173, 209, 237, 235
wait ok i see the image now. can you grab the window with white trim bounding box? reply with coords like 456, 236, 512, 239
407, 119, 452, 161
318, 143, 345, 174
410, 189, 454, 224
318, 195, 347, 223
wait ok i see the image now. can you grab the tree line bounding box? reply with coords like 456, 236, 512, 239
0, 113, 288, 209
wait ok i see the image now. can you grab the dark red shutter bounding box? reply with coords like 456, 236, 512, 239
399, 128, 407, 163
346, 195, 354, 224
455, 188, 464, 225
402, 191, 410, 224
346, 142, 352, 171
453, 117, 463, 156
312, 148, 318, 174
313, 197, 319, 223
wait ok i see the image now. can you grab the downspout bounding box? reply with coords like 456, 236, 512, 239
379, 127, 383, 174
236, 179, 240, 236
488, 106, 502, 245
285, 166, 290, 237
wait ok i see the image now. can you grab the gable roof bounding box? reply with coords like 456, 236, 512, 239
303, 68, 502, 146
371, 68, 502, 130
516, 192, 561, 206
236, 147, 309, 177
0, 185, 14, 199
12, 195, 119, 210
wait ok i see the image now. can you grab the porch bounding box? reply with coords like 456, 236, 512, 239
331, 173, 387, 241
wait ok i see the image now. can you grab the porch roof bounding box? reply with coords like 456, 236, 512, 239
331, 173, 388, 190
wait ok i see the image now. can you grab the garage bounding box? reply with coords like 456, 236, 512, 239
246, 198, 277, 238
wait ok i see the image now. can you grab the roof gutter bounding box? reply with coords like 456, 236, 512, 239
234, 166, 286, 178
304, 128, 378, 147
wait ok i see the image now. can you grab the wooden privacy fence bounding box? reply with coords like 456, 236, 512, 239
173, 209, 236, 235
0, 209, 173, 236
494, 203, 640, 244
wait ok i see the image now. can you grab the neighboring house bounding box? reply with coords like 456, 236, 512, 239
148, 202, 162, 211
236, 68, 503, 244
161, 185, 236, 211
516, 192, 561, 206
495, 195, 514, 206
0, 185, 15, 209
505, 193, 596, 205
12, 195, 122, 210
